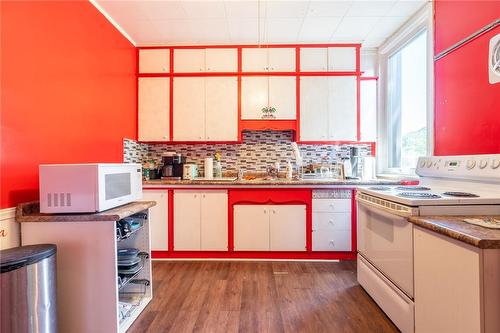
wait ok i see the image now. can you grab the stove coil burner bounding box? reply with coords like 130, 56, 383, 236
395, 186, 431, 191
397, 192, 442, 199
368, 186, 391, 191
443, 192, 480, 198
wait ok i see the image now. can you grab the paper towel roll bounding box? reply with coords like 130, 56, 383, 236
204, 158, 214, 179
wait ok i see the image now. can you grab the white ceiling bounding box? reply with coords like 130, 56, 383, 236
93, 0, 428, 47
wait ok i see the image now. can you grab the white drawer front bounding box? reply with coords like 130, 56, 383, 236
312, 199, 351, 213
312, 229, 351, 251
357, 256, 415, 333
312, 212, 351, 230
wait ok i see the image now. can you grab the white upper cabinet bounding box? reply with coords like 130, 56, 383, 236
268, 77, 296, 119
241, 77, 269, 119
174, 48, 237, 73
267, 48, 296, 72
328, 76, 357, 141
241, 76, 296, 120
205, 77, 238, 141
174, 49, 206, 72
138, 77, 170, 141
138, 49, 170, 73
300, 48, 328, 72
242, 48, 268, 72
300, 77, 329, 141
300, 76, 357, 141
328, 47, 357, 71
174, 77, 238, 141
173, 77, 205, 141
205, 49, 237, 72
242, 48, 295, 72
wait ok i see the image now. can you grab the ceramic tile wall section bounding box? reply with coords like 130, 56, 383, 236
124, 131, 372, 174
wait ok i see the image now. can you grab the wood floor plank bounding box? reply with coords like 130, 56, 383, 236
127, 261, 399, 333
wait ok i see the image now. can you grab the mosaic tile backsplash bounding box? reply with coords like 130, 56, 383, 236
124, 131, 372, 175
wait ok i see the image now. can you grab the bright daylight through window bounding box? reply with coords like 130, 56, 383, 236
387, 30, 428, 172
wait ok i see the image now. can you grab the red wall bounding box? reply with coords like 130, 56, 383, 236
434, 0, 500, 155
0, 2, 137, 208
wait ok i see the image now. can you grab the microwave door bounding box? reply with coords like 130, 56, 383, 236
97, 165, 142, 211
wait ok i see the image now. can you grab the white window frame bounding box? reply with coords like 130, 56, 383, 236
377, 3, 434, 176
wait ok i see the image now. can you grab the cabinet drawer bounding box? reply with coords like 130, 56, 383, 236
312, 229, 351, 251
312, 199, 351, 213
312, 212, 351, 231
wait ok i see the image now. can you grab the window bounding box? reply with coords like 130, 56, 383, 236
387, 31, 428, 172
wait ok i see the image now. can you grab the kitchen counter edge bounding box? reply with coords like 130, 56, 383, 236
408, 216, 500, 249
16, 201, 157, 222
143, 179, 404, 188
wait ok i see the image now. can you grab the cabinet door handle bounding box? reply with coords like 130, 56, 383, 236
329, 220, 334, 224
329, 240, 335, 247
202, 194, 205, 198
264, 209, 267, 214
272, 210, 276, 214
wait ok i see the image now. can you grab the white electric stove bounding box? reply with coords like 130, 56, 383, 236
355, 154, 500, 333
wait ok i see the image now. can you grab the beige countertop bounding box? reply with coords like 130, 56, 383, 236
16, 201, 156, 222
409, 216, 500, 249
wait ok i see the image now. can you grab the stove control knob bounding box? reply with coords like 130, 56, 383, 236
466, 160, 476, 170
426, 160, 433, 168
479, 160, 488, 169
491, 159, 500, 169
419, 160, 427, 168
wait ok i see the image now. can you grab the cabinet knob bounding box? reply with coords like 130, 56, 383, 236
202, 194, 205, 198
329, 220, 334, 224
329, 240, 335, 246
272, 210, 276, 214
264, 209, 267, 214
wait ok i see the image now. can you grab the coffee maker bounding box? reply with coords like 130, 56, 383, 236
161, 154, 186, 180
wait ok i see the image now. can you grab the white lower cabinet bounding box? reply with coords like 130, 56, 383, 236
270, 205, 306, 251
173, 190, 228, 251
234, 205, 306, 251
200, 191, 228, 250
142, 190, 169, 251
414, 227, 485, 333
233, 205, 270, 251
312, 193, 352, 251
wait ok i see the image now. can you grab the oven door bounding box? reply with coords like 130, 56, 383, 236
97, 164, 143, 211
357, 195, 414, 298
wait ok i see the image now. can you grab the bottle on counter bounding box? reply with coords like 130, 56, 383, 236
214, 151, 222, 178
286, 160, 293, 180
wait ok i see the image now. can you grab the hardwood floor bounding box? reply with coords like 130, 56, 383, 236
128, 261, 399, 333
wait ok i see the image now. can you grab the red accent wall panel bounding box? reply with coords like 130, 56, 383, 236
434, 1, 500, 155
0, 2, 136, 208
434, 0, 500, 54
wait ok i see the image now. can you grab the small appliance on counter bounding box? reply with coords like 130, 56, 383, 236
161, 153, 185, 180
39, 163, 142, 213
183, 163, 198, 180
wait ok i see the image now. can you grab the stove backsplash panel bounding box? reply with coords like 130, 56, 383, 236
124, 131, 372, 174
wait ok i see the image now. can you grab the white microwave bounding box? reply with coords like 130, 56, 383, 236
39, 163, 143, 213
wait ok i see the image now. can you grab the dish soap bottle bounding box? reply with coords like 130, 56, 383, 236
214, 151, 222, 178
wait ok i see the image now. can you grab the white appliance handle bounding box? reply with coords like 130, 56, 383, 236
356, 193, 419, 217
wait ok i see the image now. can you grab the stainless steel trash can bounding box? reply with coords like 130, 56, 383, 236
0, 244, 57, 333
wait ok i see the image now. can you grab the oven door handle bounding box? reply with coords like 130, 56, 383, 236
356, 193, 419, 218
